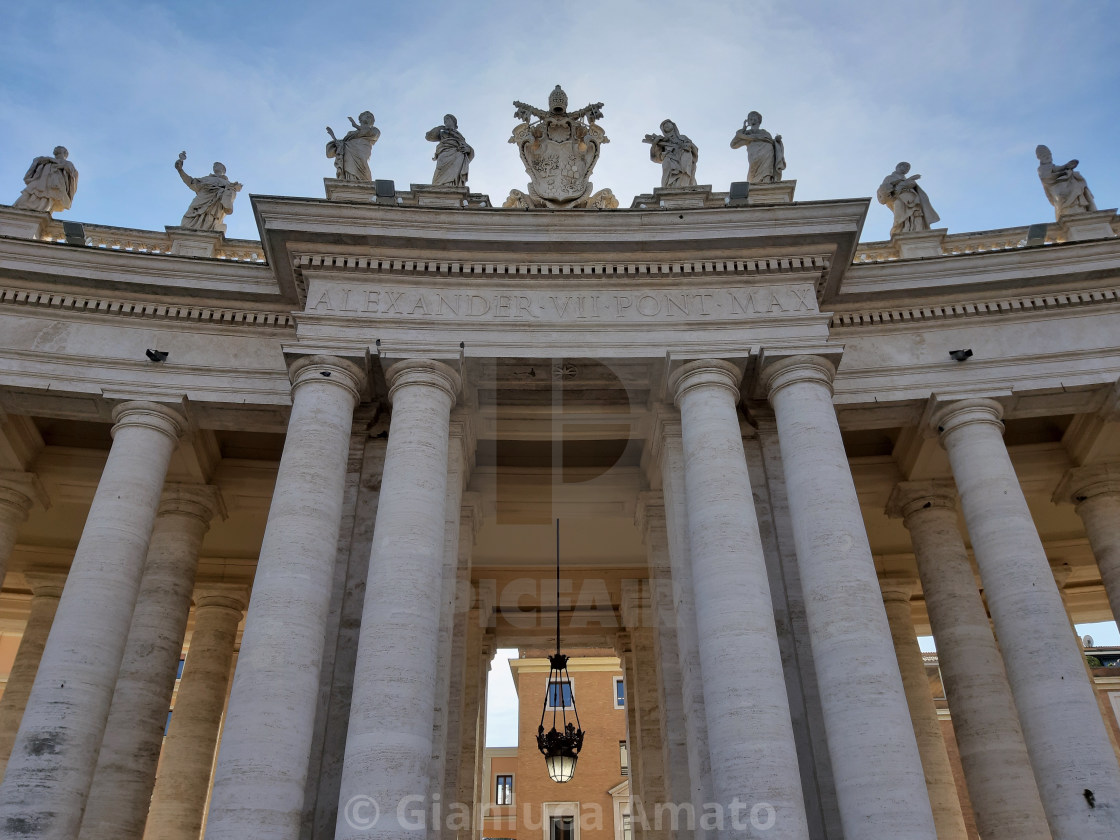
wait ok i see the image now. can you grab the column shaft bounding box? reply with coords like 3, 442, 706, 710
934, 398, 1120, 839
204, 356, 363, 840
0, 473, 37, 591
890, 483, 1050, 840
0, 572, 65, 773
671, 359, 809, 838
335, 359, 461, 840
1057, 465, 1120, 628
764, 355, 937, 840
0, 401, 185, 840
80, 485, 220, 840
145, 587, 248, 840
880, 580, 968, 840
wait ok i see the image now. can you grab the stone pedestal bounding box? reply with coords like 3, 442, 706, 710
746, 179, 796, 205
1058, 208, 1117, 242
895, 228, 948, 259
324, 178, 378, 202
631, 185, 714, 210
410, 184, 468, 208
0, 401, 186, 840
0, 206, 51, 240
166, 226, 223, 257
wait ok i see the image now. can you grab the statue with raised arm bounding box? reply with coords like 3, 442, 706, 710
643, 119, 698, 188
326, 111, 379, 182
174, 152, 242, 232
876, 162, 940, 236
13, 146, 78, 213
730, 111, 785, 184
425, 114, 474, 187
1036, 145, 1096, 221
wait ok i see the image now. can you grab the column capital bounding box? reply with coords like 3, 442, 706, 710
1052, 462, 1120, 505
289, 355, 365, 402
192, 583, 250, 613
158, 483, 225, 524
759, 354, 837, 401
0, 471, 46, 521
667, 358, 742, 406
634, 491, 666, 542
385, 358, 461, 403
930, 397, 1004, 441
885, 479, 959, 521
640, 404, 681, 487
879, 577, 919, 603
110, 401, 188, 444
23, 571, 66, 599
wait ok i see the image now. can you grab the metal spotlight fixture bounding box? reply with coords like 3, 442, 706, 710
949, 349, 973, 362
145, 349, 169, 362
536, 520, 585, 783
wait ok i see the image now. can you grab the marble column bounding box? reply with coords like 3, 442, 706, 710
204, 355, 364, 840
632, 627, 669, 840
933, 397, 1120, 839
0, 571, 65, 773
79, 484, 222, 840
335, 359, 461, 840
0, 401, 186, 840
879, 579, 969, 840
763, 355, 937, 840
617, 634, 648, 840
669, 359, 810, 838
0, 472, 39, 588
888, 481, 1050, 840
455, 607, 487, 833
145, 585, 249, 840
1054, 464, 1120, 627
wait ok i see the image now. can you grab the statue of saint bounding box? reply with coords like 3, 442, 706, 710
1036, 145, 1096, 221
326, 111, 379, 182
174, 153, 242, 232
876, 162, 940, 236
13, 146, 78, 213
644, 120, 698, 188
425, 114, 474, 187
730, 111, 785, 184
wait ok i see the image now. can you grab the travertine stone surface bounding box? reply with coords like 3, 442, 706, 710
145, 585, 249, 840
0, 472, 37, 591
1056, 464, 1120, 630
889, 481, 1051, 840
80, 484, 222, 840
0, 572, 66, 774
0, 401, 186, 840
763, 355, 938, 840
934, 398, 1120, 839
670, 359, 810, 839
335, 359, 461, 840
204, 356, 363, 840
879, 578, 969, 840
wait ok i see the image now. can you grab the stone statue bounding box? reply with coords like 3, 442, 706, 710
644, 120, 698, 189
876, 162, 940, 236
326, 111, 379, 182
504, 85, 618, 209
12, 146, 78, 213
174, 152, 242, 232
1036, 145, 1096, 221
425, 114, 474, 187
730, 111, 785, 184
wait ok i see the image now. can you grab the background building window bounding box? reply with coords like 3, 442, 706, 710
619, 740, 629, 775
495, 773, 513, 805
621, 813, 632, 840
614, 676, 625, 708
547, 680, 574, 709
551, 815, 575, 840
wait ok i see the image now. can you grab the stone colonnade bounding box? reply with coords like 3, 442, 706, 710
0, 354, 1119, 840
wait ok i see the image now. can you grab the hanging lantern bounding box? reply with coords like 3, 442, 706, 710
537, 521, 585, 782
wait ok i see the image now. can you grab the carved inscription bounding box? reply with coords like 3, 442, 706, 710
306, 283, 817, 322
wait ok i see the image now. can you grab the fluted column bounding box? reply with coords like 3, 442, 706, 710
204, 355, 364, 840
670, 359, 809, 838
0, 571, 65, 773
1054, 464, 1120, 626
0, 401, 186, 840
145, 585, 249, 840
0, 472, 40, 589
335, 359, 461, 840
933, 397, 1120, 839
879, 579, 969, 840
80, 484, 222, 840
888, 481, 1050, 840
763, 355, 937, 840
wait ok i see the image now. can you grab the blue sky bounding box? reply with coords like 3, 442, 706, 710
3, 0, 1119, 242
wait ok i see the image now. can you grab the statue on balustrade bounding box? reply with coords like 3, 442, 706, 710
1036, 145, 1097, 221
425, 114, 474, 187
12, 146, 78, 213
644, 119, 698, 189
730, 111, 785, 183
326, 111, 379, 182
174, 153, 242, 232
876, 162, 940, 236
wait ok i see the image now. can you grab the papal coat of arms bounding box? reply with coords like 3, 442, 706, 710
504, 85, 618, 210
